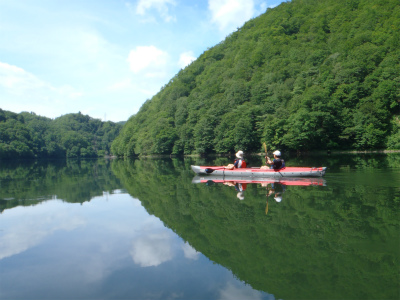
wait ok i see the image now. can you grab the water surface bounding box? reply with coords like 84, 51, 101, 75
0, 154, 399, 300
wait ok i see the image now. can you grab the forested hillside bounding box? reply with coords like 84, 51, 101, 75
0, 109, 122, 159
112, 0, 400, 156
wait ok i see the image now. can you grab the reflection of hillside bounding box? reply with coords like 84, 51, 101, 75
0, 159, 122, 212
112, 157, 399, 300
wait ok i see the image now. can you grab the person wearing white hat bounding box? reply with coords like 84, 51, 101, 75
265, 150, 284, 170
233, 150, 247, 168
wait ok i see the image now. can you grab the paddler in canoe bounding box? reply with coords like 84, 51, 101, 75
226, 150, 247, 170
264, 150, 285, 170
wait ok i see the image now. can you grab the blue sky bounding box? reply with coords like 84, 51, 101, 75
0, 0, 287, 122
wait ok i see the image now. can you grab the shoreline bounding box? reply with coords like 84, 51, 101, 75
130, 149, 400, 159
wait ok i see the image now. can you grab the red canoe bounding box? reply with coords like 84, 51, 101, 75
191, 165, 327, 177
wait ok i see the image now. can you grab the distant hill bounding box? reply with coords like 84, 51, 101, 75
0, 109, 122, 159
112, 0, 400, 156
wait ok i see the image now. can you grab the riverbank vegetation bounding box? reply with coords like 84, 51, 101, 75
0, 109, 122, 159
112, 0, 400, 156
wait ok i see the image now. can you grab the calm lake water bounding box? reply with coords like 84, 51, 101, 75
0, 154, 399, 300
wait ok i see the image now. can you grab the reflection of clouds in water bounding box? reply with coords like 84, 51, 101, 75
130, 232, 174, 267
1, 193, 274, 300
219, 282, 265, 300
0, 201, 86, 260
130, 217, 201, 267
181, 242, 199, 260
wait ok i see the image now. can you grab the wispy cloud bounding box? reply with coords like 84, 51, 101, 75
208, 0, 255, 33
0, 61, 83, 117
0, 0, 285, 122
127, 45, 169, 78
181, 242, 200, 260
130, 232, 174, 267
0, 62, 47, 92
0, 201, 86, 260
135, 0, 177, 22
178, 51, 196, 69
219, 282, 264, 300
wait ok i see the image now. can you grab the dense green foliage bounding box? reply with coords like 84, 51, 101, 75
0, 109, 122, 159
112, 0, 400, 156
112, 155, 400, 300
0, 159, 121, 212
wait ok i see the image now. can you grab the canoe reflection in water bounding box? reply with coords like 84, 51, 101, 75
192, 175, 326, 214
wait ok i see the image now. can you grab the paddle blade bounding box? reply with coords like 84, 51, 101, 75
263, 142, 267, 154
205, 168, 215, 174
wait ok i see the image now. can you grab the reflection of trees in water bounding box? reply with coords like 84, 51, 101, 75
112, 156, 399, 300
0, 159, 122, 212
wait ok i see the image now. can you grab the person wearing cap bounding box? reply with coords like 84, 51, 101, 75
234, 150, 247, 168
265, 150, 284, 170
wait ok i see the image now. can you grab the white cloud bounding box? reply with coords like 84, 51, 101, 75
0, 61, 83, 117
130, 232, 174, 267
178, 51, 196, 69
259, 2, 267, 12
127, 46, 169, 77
136, 0, 177, 22
219, 282, 264, 300
0, 62, 47, 93
0, 1, 285, 122
0, 62, 81, 99
208, 0, 255, 33
0, 201, 86, 260
181, 242, 200, 260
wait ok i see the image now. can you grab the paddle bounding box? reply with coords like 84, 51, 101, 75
263, 142, 269, 166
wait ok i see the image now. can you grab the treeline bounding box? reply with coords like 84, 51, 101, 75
112, 0, 400, 156
0, 109, 123, 159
